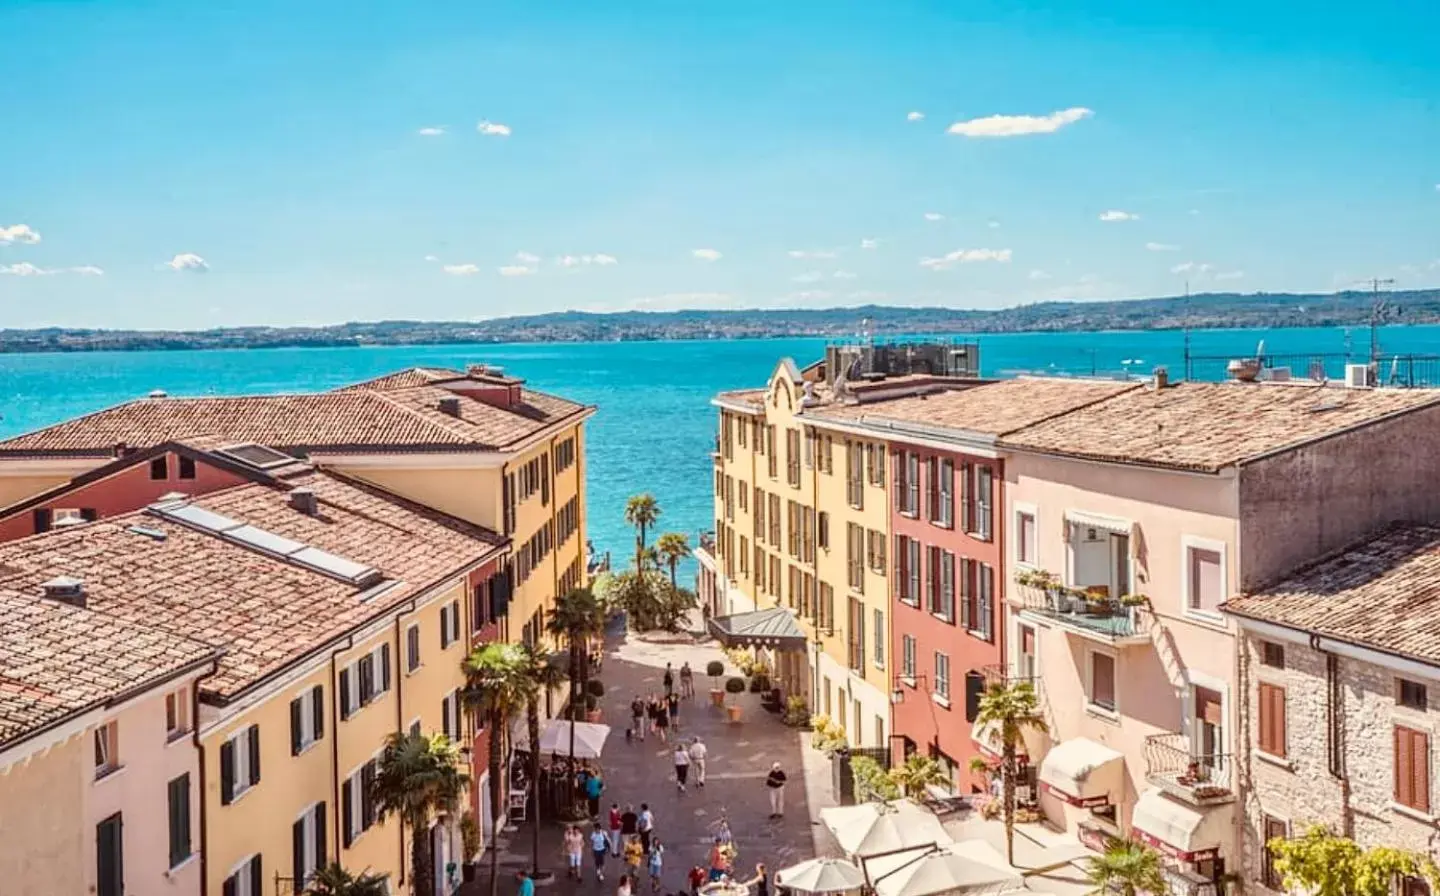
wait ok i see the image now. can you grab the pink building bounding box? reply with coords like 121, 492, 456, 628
997, 377, 1440, 893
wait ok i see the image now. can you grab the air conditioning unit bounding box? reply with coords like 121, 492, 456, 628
1344, 364, 1372, 389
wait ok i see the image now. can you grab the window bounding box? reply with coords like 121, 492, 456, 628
339, 643, 392, 719
1395, 725, 1431, 813
1399, 678, 1429, 712
220, 725, 261, 804
554, 437, 577, 473
1016, 624, 1037, 680
820, 434, 833, 474
845, 441, 864, 509
900, 452, 919, 516
150, 456, 168, 480
867, 443, 885, 486
908, 538, 921, 605
293, 802, 327, 889
818, 582, 835, 632
786, 429, 801, 486
902, 635, 916, 680
974, 563, 994, 642
767, 425, 778, 478
847, 597, 866, 670
289, 685, 324, 755
802, 571, 814, 617
934, 653, 951, 702
94, 721, 119, 778
754, 487, 765, 539
817, 512, 830, 549
1089, 652, 1116, 713
738, 421, 747, 449
406, 625, 421, 672
442, 690, 463, 741
787, 501, 802, 557
1261, 816, 1288, 889
769, 494, 781, 546
343, 758, 379, 846
938, 550, 955, 622
937, 459, 954, 528
223, 855, 263, 896
846, 523, 864, 593
866, 528, 886, 573
165, 688, 190, 741
1187, 543, 1224, 615
1016, 510, 1036, 565
168, 773, 192, 868
973, 466, 993, 540
1258, 682, 1287, 758
873, 609, 885, 667
440, 600, 461, 649
803, 509, 815, 562
1260, 641, 1285, 669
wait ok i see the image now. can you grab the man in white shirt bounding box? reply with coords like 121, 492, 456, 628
688, 737, 709, 787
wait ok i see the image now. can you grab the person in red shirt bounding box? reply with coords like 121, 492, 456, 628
608, 803, 623, 857
688, 865, 707, 896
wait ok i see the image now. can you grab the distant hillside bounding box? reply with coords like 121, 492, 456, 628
4, 288, 1438, 353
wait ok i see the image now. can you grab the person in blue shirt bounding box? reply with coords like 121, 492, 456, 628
516, 870, 535, 896
585, 767, 605, 819
590, 826, 611, 881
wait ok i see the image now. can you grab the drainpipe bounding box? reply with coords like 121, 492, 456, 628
1235, 633, 1253, 882
395, 612, 408, 888
329, 638, 351, 879
191, 655, 222, 896
1310, 634, 1353, 837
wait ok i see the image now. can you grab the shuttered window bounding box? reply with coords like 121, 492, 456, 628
1395, 725, 1431, 813
1258, 682, 1287, 758
220, 725, 261, 805
167, 774, 191, 868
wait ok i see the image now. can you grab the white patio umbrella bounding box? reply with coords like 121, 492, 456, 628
871, 842, 1021, 896
820, 799, 954, 857
509, 719, 612, 758
775, 858, 867, 893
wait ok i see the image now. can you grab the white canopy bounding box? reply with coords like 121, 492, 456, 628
872, 842, 1022, 896
509, 719, 611, 759
775, 858, 867, 893
820, 799, 953, 858
1038, 737, 1123, 806
1130, 787, 1228, 860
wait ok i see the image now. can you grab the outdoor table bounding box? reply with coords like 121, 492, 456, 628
699, 882, 750, 896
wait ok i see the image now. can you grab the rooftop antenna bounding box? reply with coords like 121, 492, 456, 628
1357, 277, 1396, 363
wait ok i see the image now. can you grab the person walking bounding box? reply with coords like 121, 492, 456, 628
672, 742, 691, 792
607, 803, 623, 857
688, 736, 708, 787
637, 803, 655, 852
620, 803, 639, 842
590, 826, 610, 882
631, 695, 646, 742
585, 766, 605, 819
563, 825, 585, 880
516, 870, 535, 896
647, 838, 665, 893
617, 874, 634, 896
765, 762, 787, 818
654, 698, 670, 744
623, 835, 644, 876
663, 663, 675, 698
749, 864, 771, 896
688, 865, 707, 896
707, 838, 728, 881
667, 691, 681, 729
680, 662, 694, 698
647, 694, 662, 737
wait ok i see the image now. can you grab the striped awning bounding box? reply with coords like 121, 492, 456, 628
708, 607, 808, 650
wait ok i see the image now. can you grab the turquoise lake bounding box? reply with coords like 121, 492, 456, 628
3, 325, 1438, 577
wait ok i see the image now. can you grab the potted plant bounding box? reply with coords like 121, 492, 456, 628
749, 659, 772, 693
1119, 593, 1150, 609
1082, 588, 1115, 616
706, 660, 726, 706
724, 677, 746, 721
585, 680, 605, 722
783, 695, 810, 727
459, 811, 481, 882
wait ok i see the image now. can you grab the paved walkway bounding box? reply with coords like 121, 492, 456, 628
469, 619, 840, 896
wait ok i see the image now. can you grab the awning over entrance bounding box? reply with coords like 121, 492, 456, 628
1038, 738, 1124, 807
1130, 788, 1226, 861
708, 606, 808, 650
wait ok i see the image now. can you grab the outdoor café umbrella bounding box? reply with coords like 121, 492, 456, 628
510, 719, 612, 759
871, 842, 1021, 896
775, 858, 867, 893
820, 799, 953, 857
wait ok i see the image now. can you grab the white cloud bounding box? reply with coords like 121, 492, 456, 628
1170, 261, 1214, 275
477, 120, 512, 137
624, 291, 735, 311
987, 220, 1001, 229
0, 262, 55, 276
417, 126, 446, 136
923, 212, 945, 221
1215, 270, 1245, 281
1028, 269, 1052, 280
1145, 242, 1179, 252
1188, 209, 1202, 216
907, 111, 925, 122
792, 271, 824, 284
70, 265, 104, 276
443, 263, 482, 276
860, 238, 878, 250
423, 254, 439, 262
0, 224, 41, 245
920, 248, 1013, 270
692, 248, 723, 262
514, 251, 541, 263
497, 265, 534, 277
787, 249, 838, 259
1099, 210, 1139, 222
786, 290, 834, 303
556, 253, 618, 268
946, 106, 1093, 138
832, 270, 857, 280
164, 253, 209, 272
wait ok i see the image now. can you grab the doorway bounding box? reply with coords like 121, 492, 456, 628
97, 813, 123, 896
432, 819, 452, 896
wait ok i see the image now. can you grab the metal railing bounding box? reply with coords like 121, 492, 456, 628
1143, 732, 1234, 804
1010, 583, 1141, 641
1184, 351, 1440, 389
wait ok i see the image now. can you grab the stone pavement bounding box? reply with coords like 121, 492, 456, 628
467, 619, 841, 896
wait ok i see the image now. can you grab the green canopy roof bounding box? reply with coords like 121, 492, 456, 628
708, 606, 807, 650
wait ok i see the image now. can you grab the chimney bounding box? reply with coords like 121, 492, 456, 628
438, 396, 462, 417
289, 488, 319, 516
42, 575, 86, 609
113, 441, 129, 458
1152, 366, 1169, 390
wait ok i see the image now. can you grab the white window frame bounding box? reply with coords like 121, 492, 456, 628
165, 687, 190, 742
406, 624, 422, 674
901, 635, 917, 683
872, 608, 885, 670
1183, 668, 1231, 759
344, 644, 389, 712
294, 686, 320, 753
933, 652, 951, 706
296, 802, 324, 885
95, 719, 120, 778
1085, 646, 1119, 719
1181, 535, 1229, 623
1013, 502, 1038, 568
344, 752, 381, 844
225, 854, 260, 896
1014, 620, 1039, 681
442, 689, 462, 742
227, 727, 257, 799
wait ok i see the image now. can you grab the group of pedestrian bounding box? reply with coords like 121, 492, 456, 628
629, 692, 678, 742
671, 736, 707, 791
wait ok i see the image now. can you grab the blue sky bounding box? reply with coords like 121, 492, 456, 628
2, 0, 1438, 329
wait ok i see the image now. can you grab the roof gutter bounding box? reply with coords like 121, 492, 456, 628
1226, 609, 1440, 679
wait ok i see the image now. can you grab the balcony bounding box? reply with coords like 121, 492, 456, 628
1011, 579, 1148, 645
1143, 732, 1234, 805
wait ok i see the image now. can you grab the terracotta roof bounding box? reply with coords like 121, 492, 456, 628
0, 369, 591, 457
808, 377, 1139, 435
338, 367, 467, 392
0, 470, 506, 699
1000, 380, 1440, 472
715, 388, 766, 408
1224, 523, 1440, 666
0, 589, 217, 744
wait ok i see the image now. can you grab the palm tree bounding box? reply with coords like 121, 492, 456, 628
1086, 840, 1167, 896
623, 494, 661, 572
974, 680, 1047, 865
305, 863, 390, 896
369, 731, 468, 896
461, 642, 531, 896
655, 532, 692, 588
519, 644, 567, 878
545, 587, 606, 758
887, 754, 950, 799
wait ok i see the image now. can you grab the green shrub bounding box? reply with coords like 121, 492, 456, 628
724, 677, 746, 694
706, 660, 725, 678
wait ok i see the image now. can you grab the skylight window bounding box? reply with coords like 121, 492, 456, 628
216, 443, 295, 470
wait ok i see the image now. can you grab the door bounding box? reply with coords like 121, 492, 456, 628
1195, 687, 1224, 775
432, 821, 451, 896
97, 813, 124, 896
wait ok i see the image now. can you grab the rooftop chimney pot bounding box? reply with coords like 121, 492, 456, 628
438, 396, 462, 417
42, 575, 86, 608
289, 488, 319, 516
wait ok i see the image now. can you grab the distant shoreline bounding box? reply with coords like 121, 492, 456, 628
3, 287, 1437, 354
